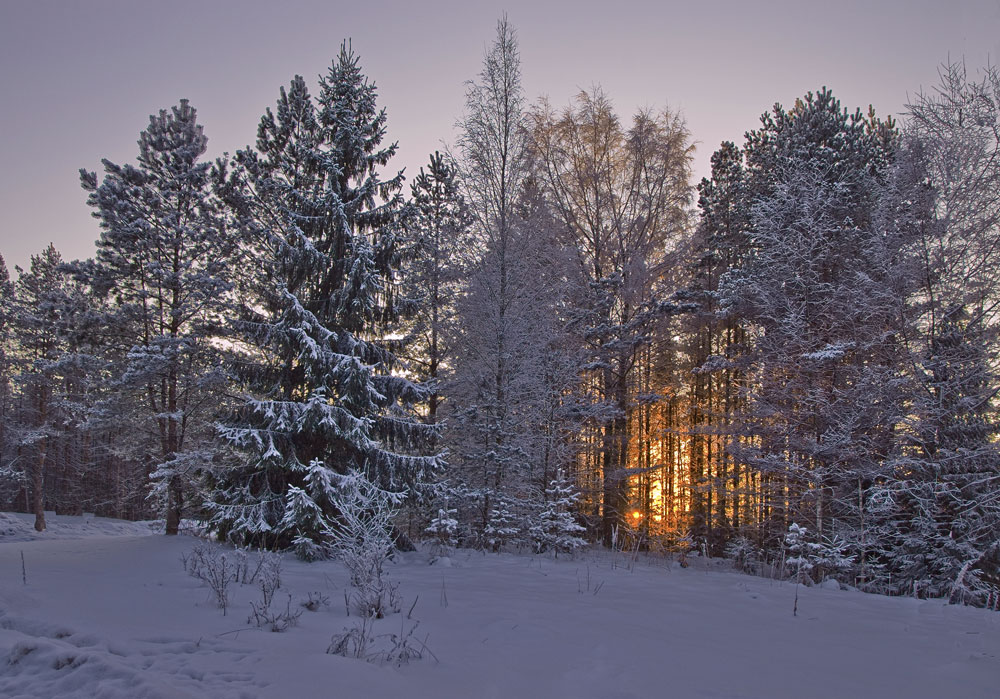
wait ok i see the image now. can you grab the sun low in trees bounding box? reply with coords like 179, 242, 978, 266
530, 87, 694, 547
210, 44, 438, 558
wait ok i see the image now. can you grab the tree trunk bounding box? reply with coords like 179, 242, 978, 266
165, 475, 182, 535
33, 438, 47, 532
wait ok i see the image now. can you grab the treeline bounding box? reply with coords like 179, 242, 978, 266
2, 20, 998, 605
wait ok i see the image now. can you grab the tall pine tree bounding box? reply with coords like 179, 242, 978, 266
79, 100, 231, 534
399, 151, 470, 425
722, 89, 902, 554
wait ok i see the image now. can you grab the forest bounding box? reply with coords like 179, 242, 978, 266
2, 17, 999, 609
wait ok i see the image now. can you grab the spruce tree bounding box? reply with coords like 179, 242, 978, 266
212, 44, 437, 557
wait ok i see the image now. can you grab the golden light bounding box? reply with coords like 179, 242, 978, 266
631, 511, 642, 520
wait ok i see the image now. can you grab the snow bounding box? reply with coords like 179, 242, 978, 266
1, 512, 998, 698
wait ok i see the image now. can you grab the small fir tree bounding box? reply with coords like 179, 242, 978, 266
484, 493, 524, 551
530, 470, 586, 556
425, 507, 459, 554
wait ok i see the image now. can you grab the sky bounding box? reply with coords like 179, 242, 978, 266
1, 0, 998, 276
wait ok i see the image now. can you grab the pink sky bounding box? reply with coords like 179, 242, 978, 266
1, 0, 997, 274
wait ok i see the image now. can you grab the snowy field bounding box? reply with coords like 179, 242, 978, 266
0, 512, 997, 699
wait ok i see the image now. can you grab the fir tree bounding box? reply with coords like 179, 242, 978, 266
425, 507, 459, 553
484, 493, 524, 551
530, 470, 586, 556
212, 44, 437, 556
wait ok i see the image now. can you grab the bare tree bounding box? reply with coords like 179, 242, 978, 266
875, 62, 1000, 601
530, 88, 692, 545
447, 17, 582, 545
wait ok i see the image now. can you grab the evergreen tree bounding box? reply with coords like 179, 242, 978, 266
78, 99, 231, 534
530, 470, 586, 556
721, 89, 902, 555
400, 151, 470, 424
212, 44, 437, 556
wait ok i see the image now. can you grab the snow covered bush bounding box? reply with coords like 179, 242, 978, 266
249, 593, 302, 632
327, 617, 429, 666
243, 552, 301, 631
725, 536, 762, 574
182, 542, 236, 615
329, 469, 406, 618
327, 617, 374, 659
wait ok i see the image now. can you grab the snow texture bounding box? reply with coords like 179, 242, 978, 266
1, 512, 998, 698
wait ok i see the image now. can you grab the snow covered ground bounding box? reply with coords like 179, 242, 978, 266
1, 512, 997, 698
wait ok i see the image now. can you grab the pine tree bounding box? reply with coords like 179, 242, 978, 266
211, 44, 437, 556
9, 246, 79, 531
400, 151, 470, 424
720, 90, 903, 558
78, 99, 231, 534
683, 141, 752, 550
0, 255, 14, 501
